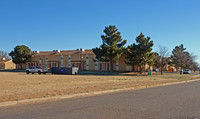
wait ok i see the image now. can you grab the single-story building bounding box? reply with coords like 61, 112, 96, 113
0, 59, 16, 69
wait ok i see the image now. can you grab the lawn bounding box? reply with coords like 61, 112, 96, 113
0, 71, 199, 102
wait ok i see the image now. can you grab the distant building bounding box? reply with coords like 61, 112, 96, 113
0, 59, 16, 69
16, 49, 146, 72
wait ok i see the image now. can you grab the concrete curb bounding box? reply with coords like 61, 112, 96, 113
0, 79, 200, 108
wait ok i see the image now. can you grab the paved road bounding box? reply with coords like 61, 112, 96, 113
1, 81, 200, 119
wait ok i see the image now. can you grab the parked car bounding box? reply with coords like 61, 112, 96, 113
26, 66, 48, 74
183, 69, 191, 74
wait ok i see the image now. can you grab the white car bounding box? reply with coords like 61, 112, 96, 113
183, 69, 191, 74
26, 66, 48, 74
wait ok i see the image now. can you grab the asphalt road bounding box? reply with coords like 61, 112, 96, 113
0, 81, 200, 119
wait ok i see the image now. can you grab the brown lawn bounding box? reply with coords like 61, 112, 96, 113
0, 71, 199, 102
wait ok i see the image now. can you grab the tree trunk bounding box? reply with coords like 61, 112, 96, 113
180, 63, 183, 75
21, 63, 23, 70
175, 65, 178, 73
161, 59, 163, 75
161, 65, 163, 75
140, 66, 142, 74
110, 59, 113, 72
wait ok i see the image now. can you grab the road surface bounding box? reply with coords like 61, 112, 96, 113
0, 80, 200, 119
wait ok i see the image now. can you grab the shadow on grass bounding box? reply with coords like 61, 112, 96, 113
79, 71, 142, 76
0, 69, 25, 72
0, 70, 181, 76
0, 70, 153, 76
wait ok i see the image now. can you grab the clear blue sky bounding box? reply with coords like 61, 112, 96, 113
0, 0, 200, 63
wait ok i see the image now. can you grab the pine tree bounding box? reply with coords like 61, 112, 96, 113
92, 25, 127, 72
171, 44, 187, 74
125, 33, 154, 74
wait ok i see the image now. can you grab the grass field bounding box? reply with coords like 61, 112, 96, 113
0, 71, 199, 102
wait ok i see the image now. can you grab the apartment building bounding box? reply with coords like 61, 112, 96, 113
19, 48, 143, 72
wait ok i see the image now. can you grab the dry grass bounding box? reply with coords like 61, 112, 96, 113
0, 72, 199, 102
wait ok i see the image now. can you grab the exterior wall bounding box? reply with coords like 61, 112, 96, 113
63, 55, 68, 67
118, 55, 128, 71
27, 55, 40, 68
15, 49, 153, 72
16, 63, 26, 69
48, 55, 61, 68
0, 63, 4, 69
24, 52, 96, 70
41, 56, 46, 68
5, 61, 16, 69
97, 62, 110, 71
0, 60, 16, 69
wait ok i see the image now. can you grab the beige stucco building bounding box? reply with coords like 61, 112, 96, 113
17, 49, 145, 72
0, 60, 16, 69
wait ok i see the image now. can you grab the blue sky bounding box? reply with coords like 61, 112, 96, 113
0, 0, 200, 63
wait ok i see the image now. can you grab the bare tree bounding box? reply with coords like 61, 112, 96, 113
155, 45, 169, 75
0, 50, 10, 60
186, 53, 199, 72
191, 62, 199, 72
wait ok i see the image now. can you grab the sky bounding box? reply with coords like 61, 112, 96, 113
0, 0, 200, 63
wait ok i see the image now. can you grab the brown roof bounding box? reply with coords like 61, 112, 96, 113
0, 60, 12, 63
32, 49, 94, 56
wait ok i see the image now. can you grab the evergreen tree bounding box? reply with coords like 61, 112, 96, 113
125, 33, 154, 74
9, 45, 31, 69
171, 44, 188, 74
92, 25, 127, 71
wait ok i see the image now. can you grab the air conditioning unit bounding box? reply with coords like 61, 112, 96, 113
77, 48, 85, 52
35, 51, 40, 54
53, 50, 60, 53
32, 51, 40, 54
80, 48, 85, 52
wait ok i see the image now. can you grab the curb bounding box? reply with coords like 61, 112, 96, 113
0, 79, 200, 108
